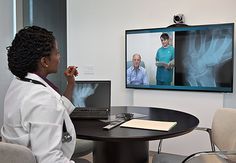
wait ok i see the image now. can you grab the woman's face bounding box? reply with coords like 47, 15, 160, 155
46, 41, 60, 74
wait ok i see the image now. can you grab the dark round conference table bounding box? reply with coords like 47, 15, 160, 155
72, 106, 199, 163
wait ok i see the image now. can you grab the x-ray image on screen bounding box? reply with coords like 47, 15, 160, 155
72, 81, 111, 108
175, 26, 233, 88
72, 83, 98, 107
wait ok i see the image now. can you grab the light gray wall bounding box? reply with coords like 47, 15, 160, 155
0, 0, 14, 130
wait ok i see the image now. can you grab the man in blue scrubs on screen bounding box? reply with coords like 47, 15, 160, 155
127, 53, 149, 85
155, 33, 175, 85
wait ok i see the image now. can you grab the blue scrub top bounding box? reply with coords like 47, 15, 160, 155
155, 45, 174, 84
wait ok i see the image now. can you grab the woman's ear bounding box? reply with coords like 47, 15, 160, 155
40, 57, 49, 68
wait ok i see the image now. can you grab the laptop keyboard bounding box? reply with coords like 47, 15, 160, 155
70, 109, 109, 119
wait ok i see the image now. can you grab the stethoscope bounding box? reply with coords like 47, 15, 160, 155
19, 77, 72, 143
62, 121, 72, 143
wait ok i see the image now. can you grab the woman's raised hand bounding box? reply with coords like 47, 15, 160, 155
64, 66, 78, 84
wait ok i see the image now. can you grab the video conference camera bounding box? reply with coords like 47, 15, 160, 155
173, 14, 185, 24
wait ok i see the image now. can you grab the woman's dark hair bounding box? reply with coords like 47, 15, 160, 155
7, 26, 55, 79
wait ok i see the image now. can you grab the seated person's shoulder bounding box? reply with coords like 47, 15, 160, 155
24, 84, 57, 105
140, 66, 147, 71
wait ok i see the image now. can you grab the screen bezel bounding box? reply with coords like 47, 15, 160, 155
125, 23, 234, 93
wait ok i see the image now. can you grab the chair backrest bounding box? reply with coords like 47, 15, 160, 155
0, 142, 36, 163
127, 61, 145, 69
185, 154, 228, 163
212, 108, 236, 162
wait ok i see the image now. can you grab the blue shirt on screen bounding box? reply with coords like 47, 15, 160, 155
127, 66, 149, 85
155, 45, 174, 85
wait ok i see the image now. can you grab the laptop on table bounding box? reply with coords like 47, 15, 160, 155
70, 80, 111, 119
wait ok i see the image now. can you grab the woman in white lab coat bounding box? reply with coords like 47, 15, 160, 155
1, 26, 78, 163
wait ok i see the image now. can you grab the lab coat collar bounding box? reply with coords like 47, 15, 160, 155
24, 73, 61, 100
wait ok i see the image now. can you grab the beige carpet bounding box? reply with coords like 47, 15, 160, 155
80, 151, 156, 163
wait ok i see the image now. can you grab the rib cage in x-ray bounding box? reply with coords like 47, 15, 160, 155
182, 28, 232, 87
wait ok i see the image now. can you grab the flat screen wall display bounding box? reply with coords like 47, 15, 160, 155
125, 23, 234, 92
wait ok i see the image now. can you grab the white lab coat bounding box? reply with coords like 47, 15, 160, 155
1, 73, 76, 163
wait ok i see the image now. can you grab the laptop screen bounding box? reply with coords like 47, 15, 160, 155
72, 80, 111, 109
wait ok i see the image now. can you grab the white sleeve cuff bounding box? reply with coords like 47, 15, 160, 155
61, 96, 75, 114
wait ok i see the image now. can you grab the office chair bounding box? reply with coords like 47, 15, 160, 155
152, 108, 236, 163
127, 61, 145, 69
72, 139, 94, 163
0, 138, 92, 163
0, 141, 36, 163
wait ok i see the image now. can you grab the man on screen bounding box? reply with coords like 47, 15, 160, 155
155, 33, 175, 85
127, 53, 149, 85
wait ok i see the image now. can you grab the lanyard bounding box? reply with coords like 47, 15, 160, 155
20, 78, 46, 87
19, 77, 72, 143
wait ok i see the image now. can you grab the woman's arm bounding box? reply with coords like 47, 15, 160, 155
63, 66, 78, 101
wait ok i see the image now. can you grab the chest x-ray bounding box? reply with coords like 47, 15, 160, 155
179, 27, 233, 87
